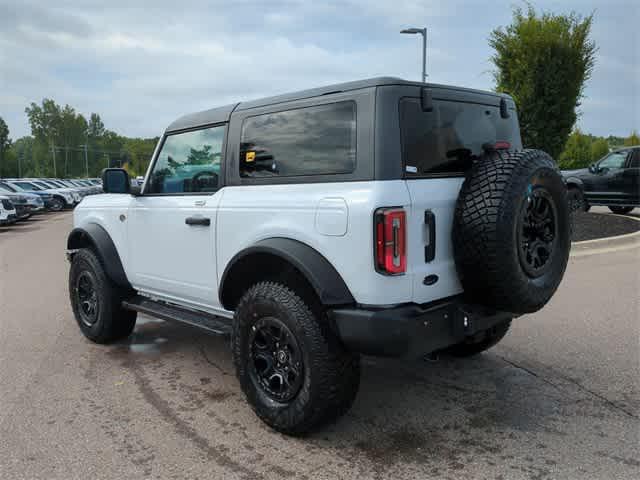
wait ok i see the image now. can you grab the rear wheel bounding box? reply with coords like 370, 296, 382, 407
609, 206, 634, 215
233, 281, 360, 435
444, 320, 511, 357
69, 249, 137, 343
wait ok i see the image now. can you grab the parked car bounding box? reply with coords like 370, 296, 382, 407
24, 179, 83, 203
67, 77, 571, 435
0, 180, 55, 211
0, 195, 17, 225
4, 180, 76, 211
0, 184, 45, 218
563, 146, 639, 214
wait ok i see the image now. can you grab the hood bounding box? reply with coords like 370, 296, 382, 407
561, 168, 590, 177
4, 193, 28, 204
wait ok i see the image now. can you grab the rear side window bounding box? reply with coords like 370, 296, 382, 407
400, 98, 520, 176
239, 101, 356, 178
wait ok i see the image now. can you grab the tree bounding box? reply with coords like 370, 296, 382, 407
87, 113, 105, 139
0, 116, 10, 176
624, 130, 640, 146
558, 129, 591, 169
490, 5, 596, 158
590, 138, 609, 161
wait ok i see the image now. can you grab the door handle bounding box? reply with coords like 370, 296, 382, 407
185, 216, 211, 226
424, 210, 436, 262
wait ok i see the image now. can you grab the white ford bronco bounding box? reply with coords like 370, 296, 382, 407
67, 77, 571, 435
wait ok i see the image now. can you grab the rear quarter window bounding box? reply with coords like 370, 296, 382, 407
239, 101, 356, 178
400, 97, 521, 176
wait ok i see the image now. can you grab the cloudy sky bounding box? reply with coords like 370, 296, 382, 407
0, 0, 637, 140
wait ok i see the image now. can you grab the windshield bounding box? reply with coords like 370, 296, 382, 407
12, 182, 41, 191
34, 181, 55, 189
0, 182, 18, 192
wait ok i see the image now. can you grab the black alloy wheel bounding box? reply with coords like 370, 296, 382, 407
249, 316, 304, 402
75, 271, 99, 327
517, 187, 558, 278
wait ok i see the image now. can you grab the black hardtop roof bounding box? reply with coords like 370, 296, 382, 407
166, 76, 514, 133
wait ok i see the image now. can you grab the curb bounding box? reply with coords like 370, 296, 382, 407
571, 214, 640, 257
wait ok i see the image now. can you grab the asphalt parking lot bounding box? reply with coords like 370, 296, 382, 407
1, 212, 638, 480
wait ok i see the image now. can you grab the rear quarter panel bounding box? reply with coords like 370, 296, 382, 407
216, 181, 415, 306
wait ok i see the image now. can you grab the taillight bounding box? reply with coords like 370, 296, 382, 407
374, 208, 407, 275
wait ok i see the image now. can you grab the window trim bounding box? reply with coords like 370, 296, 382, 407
141, 122, 228, 197
625, 149, 639, 169
237, 100, 358, 180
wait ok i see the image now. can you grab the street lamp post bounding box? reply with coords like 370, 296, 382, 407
79, 143, 89, 178
400, 27, 427, 83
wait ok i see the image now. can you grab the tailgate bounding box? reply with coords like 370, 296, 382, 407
405, 177, 464, 304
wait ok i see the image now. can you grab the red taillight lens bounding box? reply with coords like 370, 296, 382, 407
374, 208, 406, 275
494, 141, 511, 150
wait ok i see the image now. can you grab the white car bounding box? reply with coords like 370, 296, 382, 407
67, 77, 571, 435
27, 179, 82, 203
0, 195, 17, 225
6, 180, 77, 210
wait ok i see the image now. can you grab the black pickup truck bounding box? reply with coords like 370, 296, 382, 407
563, 146, 640, 214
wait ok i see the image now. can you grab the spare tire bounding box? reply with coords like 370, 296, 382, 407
452, 149, 570, 314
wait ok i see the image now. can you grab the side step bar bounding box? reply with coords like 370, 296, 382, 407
122, 295, 232, 335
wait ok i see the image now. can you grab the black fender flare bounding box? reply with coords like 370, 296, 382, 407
67, 224, 132, 290
219, 238, 354, 309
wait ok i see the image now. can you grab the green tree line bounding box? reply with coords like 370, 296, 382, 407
0, 100, 158, 179
558, 130, 639, 169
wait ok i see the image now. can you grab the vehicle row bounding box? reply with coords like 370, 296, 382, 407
0, 178, 102, 225
0, 178, 102, 217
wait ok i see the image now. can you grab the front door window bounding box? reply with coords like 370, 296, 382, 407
146, 125, 225, 194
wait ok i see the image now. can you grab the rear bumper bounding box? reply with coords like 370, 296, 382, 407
330, 297, 514, 358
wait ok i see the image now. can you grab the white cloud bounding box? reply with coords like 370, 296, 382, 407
0, 0, 637, 140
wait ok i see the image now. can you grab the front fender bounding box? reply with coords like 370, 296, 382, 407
563, 176, 584, 189
67, 224, 132, 290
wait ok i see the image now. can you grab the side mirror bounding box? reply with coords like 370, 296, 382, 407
588, 164, 597, 173
101, 168, 131, 194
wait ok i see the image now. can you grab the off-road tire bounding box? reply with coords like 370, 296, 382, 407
609, 206, 634, 215
452, 149, 571, 314
233, 281, 360, 435
444, 320, 511, 357
69, 248, 137, 343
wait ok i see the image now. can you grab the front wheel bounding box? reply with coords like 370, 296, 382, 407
69, 249, 137, 343
233, 281, 360, 435
567, 188, 588, 213
609, 206, 635, 215
49, 197, 64, 211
